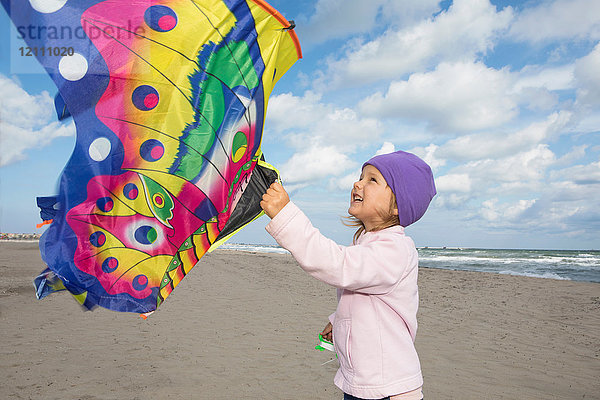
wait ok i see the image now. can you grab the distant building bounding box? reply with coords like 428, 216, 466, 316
0, 233, 42, 241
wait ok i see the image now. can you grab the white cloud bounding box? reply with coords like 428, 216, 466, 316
425, 139, 560, 214
374, 141, 395, 156
359, 61, 517, 132
546, 179, 600, 204
299, 0, 440, 45
436, 173, 472, 193
436, 111, 572, 161
509, 0, 600, 43
574, 43, 600, 106
279, 144, 355, 185
514, 64, 575, 92
265, 90, 383, 187
267, 91, 382, 149
319, 0, 512, 88
570, 112, 600, 134
479, 198, 537, 223
410, 110, 597, 238
0, 121, 74, 166
555, 145, 588, 166
330, 142, 396, 191
517, 87, 560, 112
356, 58, 578, 136
0, 74, 75, 166
266, 91, 323, 132
512, 64, 576, 111
477, 171, 600, 234
1, 76, 53, 126
550, 159, 600, 185
332, 171, 359, 193
410, 144, 446, 173
460, 144, 556, 184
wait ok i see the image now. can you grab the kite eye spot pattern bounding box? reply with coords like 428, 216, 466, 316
58, 53, 88, 81
132, 85, 159, 111
134, 225, 158, 245
152, 193, 165, 208
89, 231, 106, 248
144, 94, 159, 109
140, 139, 164, 162
144, 5, 178, 32
29, 0, 67, 13
102, 257, 119, 273
158, 15, 177, 31
132, 274, 149, 291
123, 183, 139, 200
96, 197, 114, 212
88, 137, 111, 161
231, 131, 248, 163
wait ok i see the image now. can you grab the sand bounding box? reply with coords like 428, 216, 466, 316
0, 241, 598, 399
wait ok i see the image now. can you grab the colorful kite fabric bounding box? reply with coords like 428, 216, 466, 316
2, 0, 301, 313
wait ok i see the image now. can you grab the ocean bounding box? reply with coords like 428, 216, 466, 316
220, 243, 600, 283
4, 240, 598, 283
417, 248, 600, 283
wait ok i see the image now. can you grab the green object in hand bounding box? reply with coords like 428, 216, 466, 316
315, 334, 335, 352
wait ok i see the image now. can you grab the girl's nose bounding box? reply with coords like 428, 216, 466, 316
353, 180, 362, 190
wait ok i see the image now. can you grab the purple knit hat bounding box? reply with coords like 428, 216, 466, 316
363, 150, 436, 227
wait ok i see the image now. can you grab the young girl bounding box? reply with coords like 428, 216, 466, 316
260, 150, 436, 400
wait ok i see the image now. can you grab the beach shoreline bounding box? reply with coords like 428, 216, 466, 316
1, 242, 598, 399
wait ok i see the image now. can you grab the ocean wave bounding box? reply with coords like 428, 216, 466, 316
417, 249, 599, 282
223, 244, 599, 282
498, 270, 571, 281
577, 253, 598, 258
418, 254, 600, 267
219, 243, 290, 254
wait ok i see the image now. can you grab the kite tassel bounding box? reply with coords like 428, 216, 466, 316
36, 219, 53, 228
140, 311, 154, 320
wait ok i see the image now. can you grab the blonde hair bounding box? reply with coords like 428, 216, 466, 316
343, 190, 400, 244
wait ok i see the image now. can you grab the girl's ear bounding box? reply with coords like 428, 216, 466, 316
392, 208, 398, 216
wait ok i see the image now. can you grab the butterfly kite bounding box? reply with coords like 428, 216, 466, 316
2, 0, 301, 314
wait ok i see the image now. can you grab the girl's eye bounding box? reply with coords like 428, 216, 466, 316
371, 178, 377, 182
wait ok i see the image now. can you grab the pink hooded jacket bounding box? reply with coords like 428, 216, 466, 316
266, 201, 423, 399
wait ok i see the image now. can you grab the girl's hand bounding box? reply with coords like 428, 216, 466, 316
260, 182, 289, 219
321, 322, 333, 342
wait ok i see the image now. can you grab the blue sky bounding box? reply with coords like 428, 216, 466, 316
1, 0, 599, 250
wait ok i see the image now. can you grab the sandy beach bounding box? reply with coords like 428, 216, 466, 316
1, 241, 598, 399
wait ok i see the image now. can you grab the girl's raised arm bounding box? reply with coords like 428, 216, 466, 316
266, 202, 414, 295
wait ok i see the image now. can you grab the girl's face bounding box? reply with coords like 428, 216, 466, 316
348, 164, 398, 231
